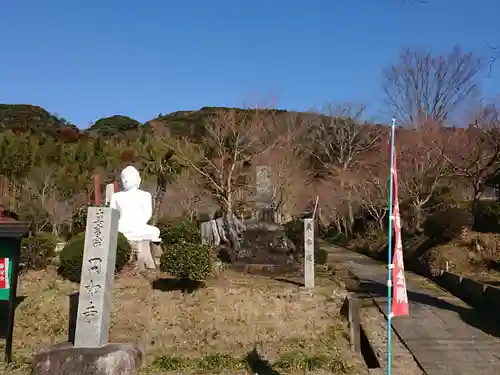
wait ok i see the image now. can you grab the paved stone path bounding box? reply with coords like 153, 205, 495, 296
323, 242, 500, 375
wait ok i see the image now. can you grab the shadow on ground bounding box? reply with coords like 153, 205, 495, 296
152, 278, 205, 293
272, 277, 304, 287
0, 296, 26, 338
359, 279, 500, 339
246, 348, 282, 375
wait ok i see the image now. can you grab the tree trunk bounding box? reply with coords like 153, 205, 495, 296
471, 182, 482, 225
413, 202, 424, 233
378, 217, 384, 232
152, 178, 166, 225
341, 176, 355, 234
347, 199, 354, 233
341, 216, 349, 235
52, 225, 59, 239
224, 191, 233, 214
334, 216, 342, 234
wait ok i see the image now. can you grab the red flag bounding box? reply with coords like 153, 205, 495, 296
0, 258, 10, 289
390, 151, 409, 317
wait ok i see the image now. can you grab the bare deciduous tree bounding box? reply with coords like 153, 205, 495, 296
383, 46, 481, 125
313, 178, 350, 233
254, 112, 310, 221
442, 104, 500, 215
159, 169, 210, 220
350, 166, 389, 232
398, 123, 451, 231
171, 108, 276, 214
305, 103, 383, 233
23, 168, 72, 236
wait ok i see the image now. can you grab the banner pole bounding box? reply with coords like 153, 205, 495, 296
387, 117, 397, 375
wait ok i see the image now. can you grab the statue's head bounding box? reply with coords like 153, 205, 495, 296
121, 166, 141, 191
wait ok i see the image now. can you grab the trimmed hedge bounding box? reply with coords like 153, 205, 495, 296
473, 201, 500, 233
58, 232, 132, 283
160, 243, 213, 280
158, 217, 200, 246
20, 232, 58, 271
423, 207, 473, 243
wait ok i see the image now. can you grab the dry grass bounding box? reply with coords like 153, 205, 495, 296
0, 268, 364, 375
422, 230, 500, 280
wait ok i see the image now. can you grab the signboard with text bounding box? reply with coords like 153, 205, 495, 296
0, 221, 30, 363
0, 257, 11, 297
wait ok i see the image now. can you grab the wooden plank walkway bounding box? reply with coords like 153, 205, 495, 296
323, 242, 500, 375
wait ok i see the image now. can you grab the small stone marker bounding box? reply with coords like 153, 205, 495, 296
304, 218, 315, 289
74, 207, 119, 348
200, 221, 213, 245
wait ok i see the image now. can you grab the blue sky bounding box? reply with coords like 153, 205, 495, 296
1, 0, 498, 128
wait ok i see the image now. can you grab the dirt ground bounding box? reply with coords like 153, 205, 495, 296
0, 267, 366, 375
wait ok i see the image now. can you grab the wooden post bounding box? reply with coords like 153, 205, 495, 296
93, 174, 102, 206
341, 295, 361, 353
113, 181, 119, 193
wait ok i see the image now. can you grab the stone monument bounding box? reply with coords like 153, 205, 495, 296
110, 166, 159, 271
227, 165, 297, 275
304, 218, 315, 289
31, 206, 144, 375
255, 165, 273, 221
74, 207, 119, 348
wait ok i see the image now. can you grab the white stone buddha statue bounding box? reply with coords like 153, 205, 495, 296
110, 166, 161, 243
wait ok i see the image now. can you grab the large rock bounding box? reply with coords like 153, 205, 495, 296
31, 342, 144, 375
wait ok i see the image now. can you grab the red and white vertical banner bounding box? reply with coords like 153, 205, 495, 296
0, 258, 10, 289
390, 151, 409, 317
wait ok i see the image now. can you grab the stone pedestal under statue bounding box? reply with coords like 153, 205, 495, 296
130, 240, 156, 271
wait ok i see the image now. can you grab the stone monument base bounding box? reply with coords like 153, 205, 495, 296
32, 342, 144, 375
226, 220, 299, 277
130, 240, 156, 271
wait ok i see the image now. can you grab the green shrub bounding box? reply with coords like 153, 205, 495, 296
328, 232, 350, 247
349, 229, 388, 261
473, 201, 500, 233
423, 207, 473, 243
158, 217, 200, 246
160, 243, 212, 280
20, 232, 58, 270
114, 233, 132, 271
284, 219, 328, 265
58, 233, 85, 282
314, 247, 328, 265
284, 219, 303, 247
58, 232, 132, 283
71, 206, 88, 235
